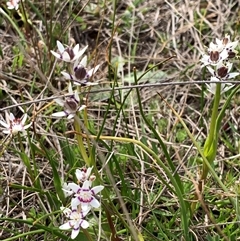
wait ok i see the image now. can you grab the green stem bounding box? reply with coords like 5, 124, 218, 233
202, 83, 221, 178
74, 116, 90, 166
205, 83, 221, 149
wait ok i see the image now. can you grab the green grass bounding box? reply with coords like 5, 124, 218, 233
0, 0, 240, 241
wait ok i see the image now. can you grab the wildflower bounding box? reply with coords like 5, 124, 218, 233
0, 113, 32, 135
221, 35, 238, 58
52, 82, 86, 119
6, 0, 20, 10
206, 76, 234, 95
61, 56, 100, 86
51, 41, 88, 63
207, 62, 239, 80
59, 207, 90, 239
62, 182, 73, 197
201, 48, 228, 67
201, 35, 238, 67
69, 180, 104, 211
76, 167, 94, 183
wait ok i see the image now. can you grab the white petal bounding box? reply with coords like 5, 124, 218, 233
73, 44, 80, 55
71, 228, 80, 239
68, 82, 73, 94
75, 169, 83, 181
73, 59, 79, 70
67, 114, 75, 119
82, 180, 91, 189
9, 113, 15, 121
61, 52, 71, 62
227, 40, 238, 50
82, 206, 91, 216
23, 122, 32, 130
21, 114, 28, 125
57, 40, 65, 53
206, 66, 215, 76
2, 130, 11, 134
80, 220, 89, 229
77, 105, 86, 112
220, 49, 229, 61
52, 111, 67, 117
54, 98, 65, 106
88, 64, 100, 77
50, 50, 61, 59
227, 73, 239, 79
0, 120, 9, 128
59, 222, 71, 230
71, 197, 80, 208
80, 56, 87, 67
74, 90, 80, 102
81, 202, 91, 211
62, 189, 73, 197
222, 85, 234, 93
92, 185, 104, 194
74, 45, 88, 61
61, 71, 73, 80
73, 81, 83, 86
86, 167, 93, 177
68, 182, 80, 192
215, 38, 222, 46
90, 198, 101, 208
226, 62, 233, 71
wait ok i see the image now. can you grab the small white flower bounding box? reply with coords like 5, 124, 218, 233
62, 182, 73, 197
201, 35, 238, 67
61, 56, 100, 86
201, 49, 229, 67
69, 180, 104, 211
51, 40, 88, 63
52, 82, 86, 119
207, 61, 239, 80
59, 207, 90, 239
6, 0, 20, 10
0, 113, 32, 135
75, 167, 94, 183
206, 76, 234, 95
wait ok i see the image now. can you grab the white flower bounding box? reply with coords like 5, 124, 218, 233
221, 35, 238, 58
51, 41, 88, 63
206, 62, 239, 80
6, 0, 20, 10
206, 76, 234, 95
69, 180, 104, 211
62, 182, 73, 197
201, 35, 238, 67
61, 56, 100, 86
75, 167, 94, 183
59, 207, 90, 239
0, 113, 32, 135
52, 82, 86, 119
201, 49, 228, 67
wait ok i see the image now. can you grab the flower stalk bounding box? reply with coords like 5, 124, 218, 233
191, 35, 239, 214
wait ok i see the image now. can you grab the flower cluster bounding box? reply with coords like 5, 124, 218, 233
51, 41, 100, 118
60, 167, 104, 239
200, 35, 239, 94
